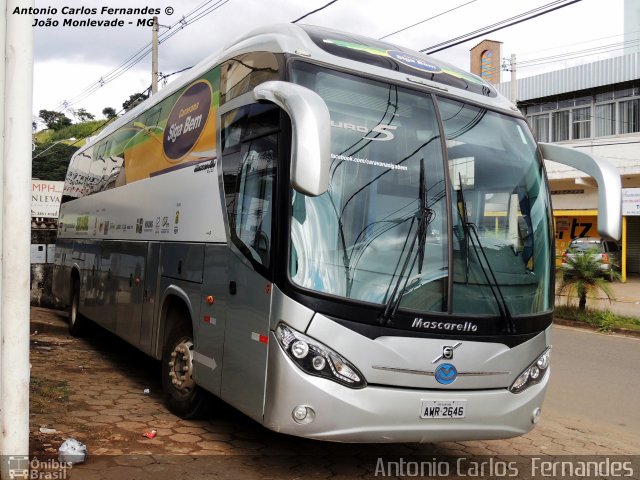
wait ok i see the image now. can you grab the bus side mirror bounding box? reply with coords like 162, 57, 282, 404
539, 142, 621, 240
253, 81, 330, 197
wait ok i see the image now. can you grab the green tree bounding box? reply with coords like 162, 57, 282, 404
102, 107, 117, 119
74, 108, 95, 122
38, 109, 72, 131
557, 250, 616, 310
32, 142, 78, 181
122, 92, 148, 111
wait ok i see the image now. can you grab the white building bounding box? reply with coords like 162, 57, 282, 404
498, 53, 640, 280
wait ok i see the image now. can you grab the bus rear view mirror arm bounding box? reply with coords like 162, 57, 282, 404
539, 142, 621, 241
253, 81, 331, 197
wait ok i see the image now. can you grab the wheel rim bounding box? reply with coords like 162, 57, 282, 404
168, 339, 195, 393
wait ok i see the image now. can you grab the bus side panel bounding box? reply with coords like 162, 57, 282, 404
192, 244, 229, 396
151, 243, 205, 358
79, 240, 106, 327
52, 237, 74, 305
139, 242, 161, 356
160, 243, 204, 283
72, 240, 97, 320
111, 241, 147, 346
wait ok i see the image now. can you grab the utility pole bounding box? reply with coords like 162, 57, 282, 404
510, 53, 517, 104
502, 54, 518, 105
151, 15, 159, 94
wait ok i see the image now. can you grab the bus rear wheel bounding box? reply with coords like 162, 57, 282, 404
68, 279, 87, 337
162, 322, 208, 419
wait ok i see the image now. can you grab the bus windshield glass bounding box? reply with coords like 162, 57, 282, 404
289, 62, 553, 317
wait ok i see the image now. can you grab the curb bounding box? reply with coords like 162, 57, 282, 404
553, 317, 640, 339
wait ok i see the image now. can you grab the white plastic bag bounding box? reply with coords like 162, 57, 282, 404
58, 438, 87, 465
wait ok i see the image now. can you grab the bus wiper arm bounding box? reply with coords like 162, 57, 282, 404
379, 159, 433, 326
457, 180, 516, 334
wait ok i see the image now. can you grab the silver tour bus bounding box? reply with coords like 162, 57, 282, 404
53, 24, 621, 442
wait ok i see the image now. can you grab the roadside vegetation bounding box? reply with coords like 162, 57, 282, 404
554, 249, 639, 333
557, 248, 618, 310
554, 306, 640, 333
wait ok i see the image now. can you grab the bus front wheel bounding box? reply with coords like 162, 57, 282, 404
162, 322, 208, 419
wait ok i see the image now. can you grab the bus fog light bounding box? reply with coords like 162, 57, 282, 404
292, 405, 316, 424
291, 340, 309, 359
312, 356, 326, 370
532, 407, 542, 424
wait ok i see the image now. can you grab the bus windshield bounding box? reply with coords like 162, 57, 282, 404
289, 62, 553, 318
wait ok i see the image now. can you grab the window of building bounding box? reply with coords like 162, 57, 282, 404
595, 103, 616, 136
619, 98, 640, 134
572, 106, 591, 139
530, 114, 550, 142
552, 110, 570, 141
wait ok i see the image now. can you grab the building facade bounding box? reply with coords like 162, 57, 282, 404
496, 53, 640, 280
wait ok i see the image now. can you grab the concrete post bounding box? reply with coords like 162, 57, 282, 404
0, 0, 33, 471
151, 16, 158, 94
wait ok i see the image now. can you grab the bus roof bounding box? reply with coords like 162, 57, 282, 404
82, 23, 517, 155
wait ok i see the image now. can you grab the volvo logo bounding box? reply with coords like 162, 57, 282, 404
432, 342, 462, 364
435, 363, 458, 385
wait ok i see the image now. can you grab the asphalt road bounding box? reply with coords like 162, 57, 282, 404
544, 324, 640, 443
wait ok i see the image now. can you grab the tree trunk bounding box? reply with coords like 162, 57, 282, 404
578, 293, 587, 310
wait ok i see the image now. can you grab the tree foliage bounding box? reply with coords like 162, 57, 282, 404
39, 109, 72, 130
122, 92, 149, 111
74, 108, 95, 122
32, 143, 78, 181
102, 107, 117, 119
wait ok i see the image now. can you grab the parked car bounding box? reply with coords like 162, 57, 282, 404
561, 237, 621, 280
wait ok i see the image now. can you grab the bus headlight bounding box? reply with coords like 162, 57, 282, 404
509, 347, 551, 394
275, 323, 367, 389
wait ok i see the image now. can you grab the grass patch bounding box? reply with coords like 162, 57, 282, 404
30, 377, 70, 414
554, 306, 640, 332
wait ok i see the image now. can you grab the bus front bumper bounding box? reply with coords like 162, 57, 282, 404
263, 332, 548, 443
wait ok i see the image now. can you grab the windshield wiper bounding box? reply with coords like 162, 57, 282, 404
379, 158, 433, 326
456, 176, 516, 334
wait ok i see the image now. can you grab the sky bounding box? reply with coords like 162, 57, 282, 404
31, 0, 626, 126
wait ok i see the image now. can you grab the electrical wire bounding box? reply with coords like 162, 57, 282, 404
516, 39, 640, 70
53, 0, 341, 117
421, 0, 583, 54
292, 0, 339, 23
52, 0, 230, 112
379, 0, 478, 40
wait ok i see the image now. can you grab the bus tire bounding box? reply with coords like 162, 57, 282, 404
68, 278, 87, 337
162, 321, 208, 419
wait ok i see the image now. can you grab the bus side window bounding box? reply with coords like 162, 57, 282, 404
233, 135, 277, 267
221, 104, 280, 274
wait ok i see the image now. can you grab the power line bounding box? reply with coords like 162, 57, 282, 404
292, 0, 339, 23
53, 0, 230, 112
516, 39, 640, 70
518, 29, 640, 58
379, 0, 478, 40
421, 0, 583, 54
